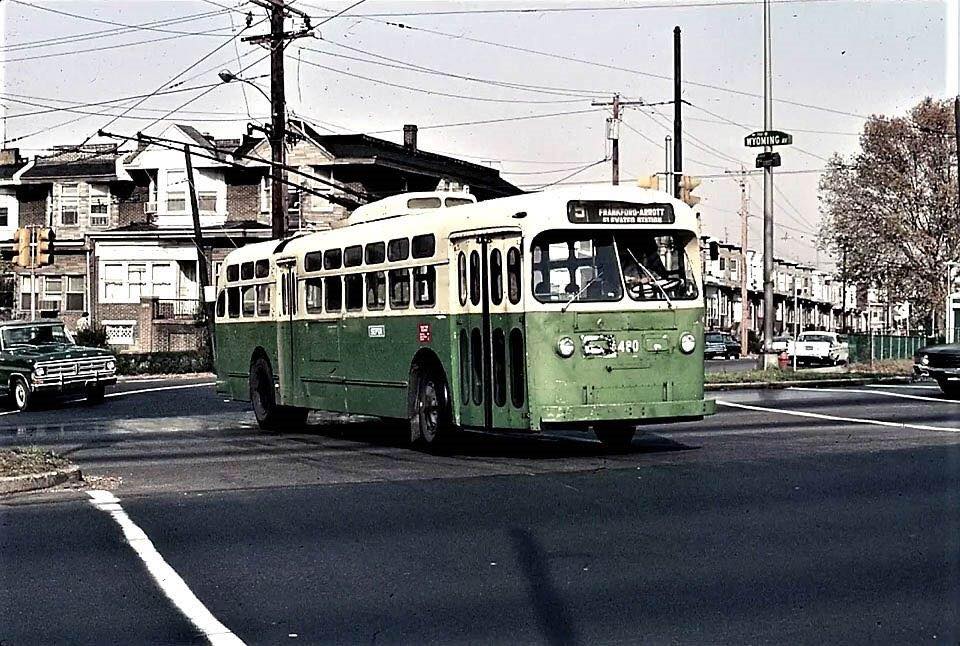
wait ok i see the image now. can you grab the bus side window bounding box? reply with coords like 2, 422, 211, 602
304, 251, 323, 272
388, 238, 409, 261
345, 275, 363, 311
490, 248, 504, 305
227, 286, 240, 318
344, 245, 363, 267
507, 247, 521, 304
366, 271, 386, 311
365, 242, 385, 265
255, 259, 269, 278
216, 290, 226, 318
389, 269, 410, 309
226, 264, 239, 282
413, 266, 436, 308
324, 249, 342, 270
412, 234, 435, 258
469, 251, 481, 306
305, 278, 323, 313
242, 286, 255, 316
256, 284, 271, 316
509, 327, 525, 408
324, 276, 342, 312
457, 252, 467, 306
280, 274, 288, 315
241, 262, 254, 280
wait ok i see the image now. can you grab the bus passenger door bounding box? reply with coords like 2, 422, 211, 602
276, 260, 298, 405
453, 231, 528, 431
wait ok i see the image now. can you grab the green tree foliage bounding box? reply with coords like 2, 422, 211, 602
818, 98, 959, 328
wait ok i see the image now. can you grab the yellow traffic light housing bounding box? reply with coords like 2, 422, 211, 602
36, 227, 55, 266
13, 227, 31, 267
679, 175, 702, 207
636, 174, 659, 190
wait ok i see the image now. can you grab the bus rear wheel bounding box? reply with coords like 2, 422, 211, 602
250, 356, 307, 431
410, 366, 452, 450
594, 425, 636, 452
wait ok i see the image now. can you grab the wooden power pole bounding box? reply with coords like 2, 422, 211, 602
592, 94, 645, 185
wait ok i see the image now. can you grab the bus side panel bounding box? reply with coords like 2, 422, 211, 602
294, 319, 346, 412
215, 321, 279, 402
338, 314, 452, 419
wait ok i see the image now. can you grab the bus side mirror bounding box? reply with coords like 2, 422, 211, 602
709, 241, 720, 261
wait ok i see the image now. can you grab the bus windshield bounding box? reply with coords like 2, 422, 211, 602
531, 231, 699, 304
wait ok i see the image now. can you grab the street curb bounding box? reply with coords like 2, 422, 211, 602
705, 376, 912, 391
118, 372, 214, 383
0, 465, 82, 496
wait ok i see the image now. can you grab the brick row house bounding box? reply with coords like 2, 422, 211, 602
0, 123, 520, 352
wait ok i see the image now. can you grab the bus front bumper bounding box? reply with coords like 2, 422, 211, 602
537, 398, 716, 427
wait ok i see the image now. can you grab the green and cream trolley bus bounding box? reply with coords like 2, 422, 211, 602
215, 185, 715, 449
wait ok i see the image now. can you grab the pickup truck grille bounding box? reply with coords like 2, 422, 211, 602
928, 354, 960, 369
36, 358, 114, 378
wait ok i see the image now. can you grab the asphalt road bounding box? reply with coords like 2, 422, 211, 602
2, 376, 959, 645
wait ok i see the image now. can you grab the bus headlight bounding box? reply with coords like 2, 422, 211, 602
679, 333, 697, 354
556, 336, 576, 358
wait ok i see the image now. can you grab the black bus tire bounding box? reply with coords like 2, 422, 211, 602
250, 356, 307, 431
410, 366, 452, 450
594, 425, 636, 452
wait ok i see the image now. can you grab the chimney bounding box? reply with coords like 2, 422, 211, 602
0, 148, 22, 166
403, 124, 418, 151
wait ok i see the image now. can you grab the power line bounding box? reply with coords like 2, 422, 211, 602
315, 0, 371, 27
1, 94, 269, 123
0, 8, 231, 51
528, 159, 609, 190
297, 56, 587, 105
9, 0, 235, 37
363, 107, 604, 135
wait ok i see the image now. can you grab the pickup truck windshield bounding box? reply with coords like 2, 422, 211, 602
1, 324, 71, 347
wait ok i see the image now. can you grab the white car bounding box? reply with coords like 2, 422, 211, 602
794, 331, 849, 366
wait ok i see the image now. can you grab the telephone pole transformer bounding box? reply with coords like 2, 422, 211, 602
242, 0, 313, 240
592, 94, 645, 185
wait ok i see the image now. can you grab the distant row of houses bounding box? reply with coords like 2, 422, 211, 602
0, 121, 520, 351
700, 239, 914, 340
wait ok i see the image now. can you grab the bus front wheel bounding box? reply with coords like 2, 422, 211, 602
250, 356, 307, 431
594, 425, 636, 452
410, 366, 452, 450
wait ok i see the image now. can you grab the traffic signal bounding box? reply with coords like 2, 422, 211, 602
636, 175, 659, 190
13, 228, 31, 268
679, 175, 701, 207
36, 228, 55, 266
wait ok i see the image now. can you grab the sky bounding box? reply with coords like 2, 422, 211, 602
1, 0, 956, 268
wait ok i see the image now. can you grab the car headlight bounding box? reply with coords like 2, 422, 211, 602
34, 366, 46, 377
105, 359, 116, 371
679, 333, 697, 354
920, 354, 929, 366
556, 336, 576, 358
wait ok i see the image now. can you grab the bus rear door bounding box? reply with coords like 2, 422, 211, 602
276, 259, 299, 405
452, 229, 529, 431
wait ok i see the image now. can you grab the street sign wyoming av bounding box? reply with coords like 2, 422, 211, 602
744, 130, 793, 147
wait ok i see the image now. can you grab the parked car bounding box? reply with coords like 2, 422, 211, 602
793, 331, 849, 366
770, 335, 794, 354
0, 320, 117, 412
705, 332, 742, 360
914, 343, 960, 397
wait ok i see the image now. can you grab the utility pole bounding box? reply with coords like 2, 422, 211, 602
664, 135, 672, 192
184, 146, 210, 321
760, 0, 777, 368
592, 94, 645, 185
242, 0, 313, 240
738, 171, 750, 354
673, 26, 682, 199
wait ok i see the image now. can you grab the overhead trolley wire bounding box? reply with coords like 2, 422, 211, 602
8, 0, 237, 37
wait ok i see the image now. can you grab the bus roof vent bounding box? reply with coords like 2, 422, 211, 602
347, 191, 476, 225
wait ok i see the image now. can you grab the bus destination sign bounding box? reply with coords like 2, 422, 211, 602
567, 201, 675, 225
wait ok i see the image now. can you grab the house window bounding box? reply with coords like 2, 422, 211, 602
198, 192, 217, 213
128, 264, 146, 300
0, 207, 8, 227
103, 263, 125, 302
260, 175, 271, 213
89, 184, 110, 227
152, 263, 175, 298
60, 183, 79, 226
66, 276, 85, 311
166, 170, 186, 212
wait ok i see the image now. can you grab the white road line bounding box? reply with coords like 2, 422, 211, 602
715, 400, 960, 433
868, 384, 941, 390
788, 386, 960, 404
87, 490, 244, 646
104, 382, 214, 399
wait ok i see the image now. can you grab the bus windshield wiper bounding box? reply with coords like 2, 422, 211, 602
626, 248, 673, 308
561, 275, 601, 313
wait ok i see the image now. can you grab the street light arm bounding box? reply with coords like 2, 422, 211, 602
219, 70, 271, 104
